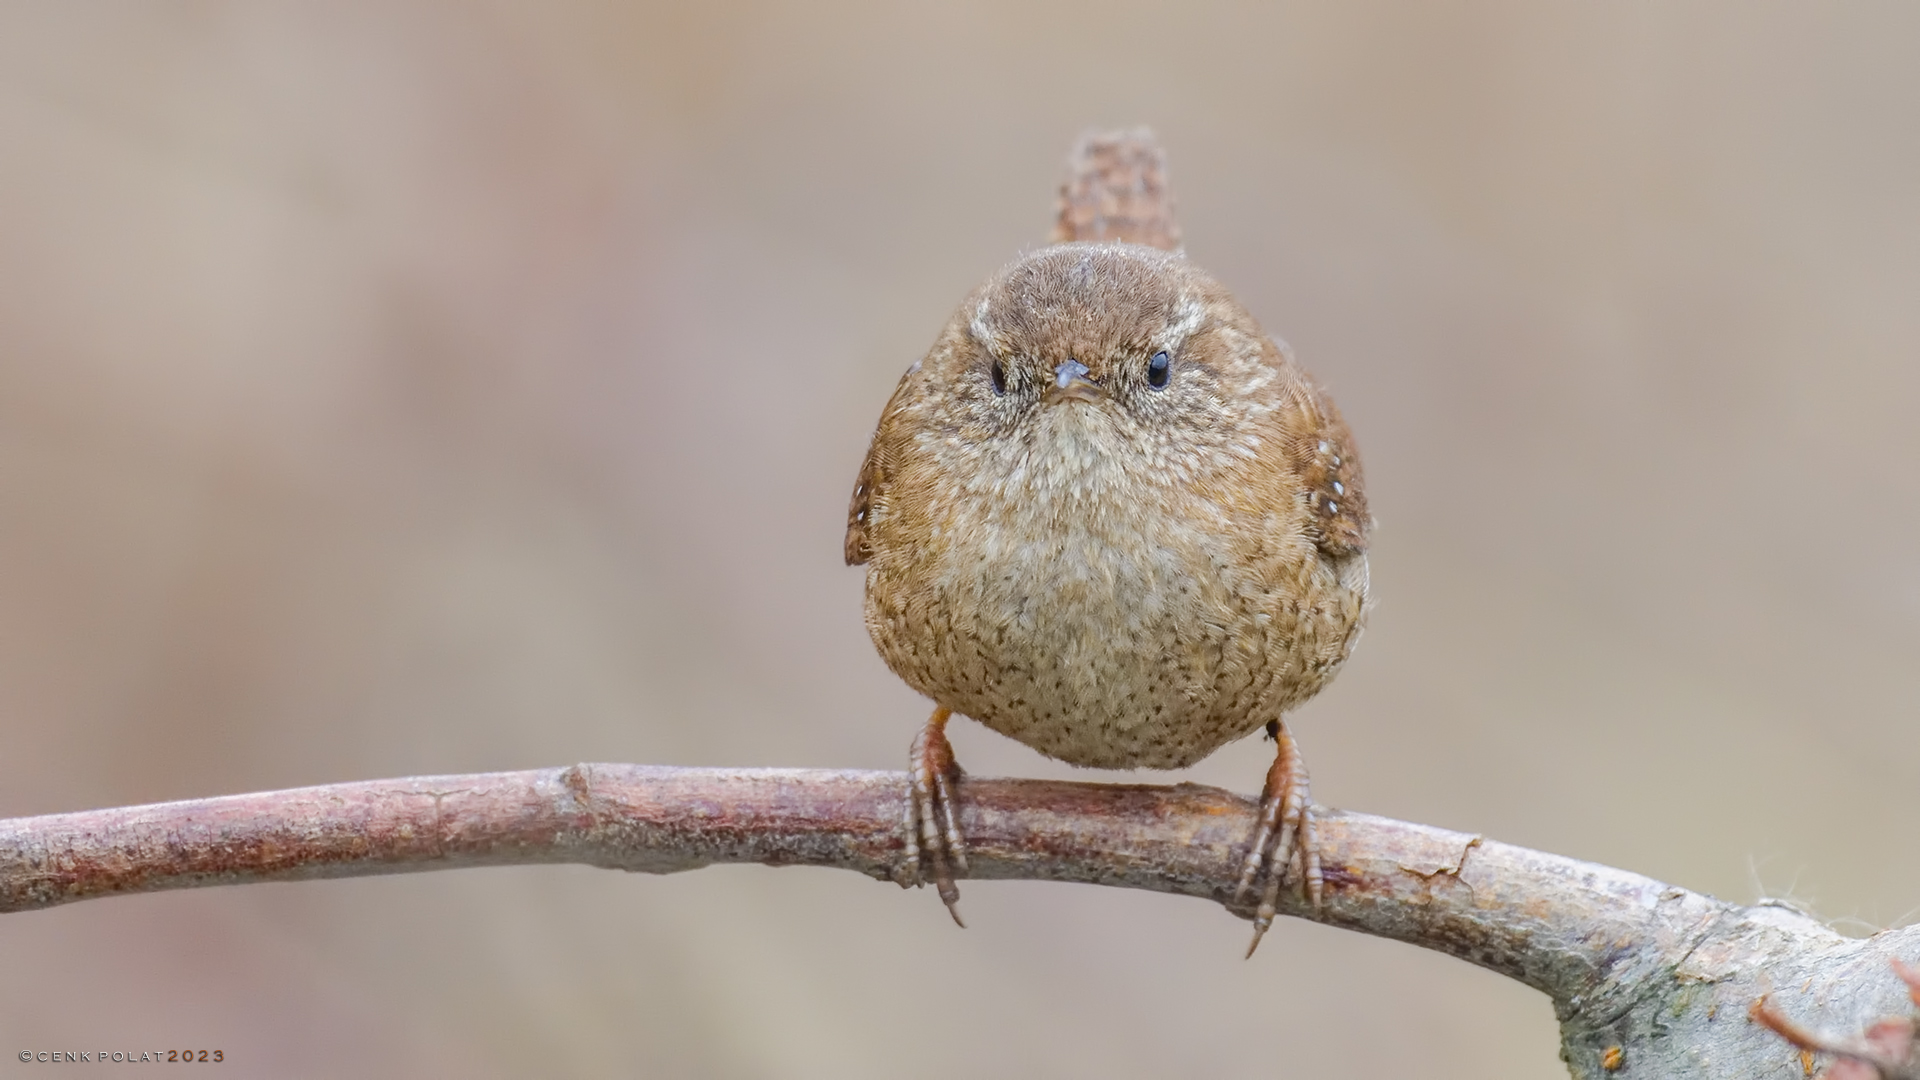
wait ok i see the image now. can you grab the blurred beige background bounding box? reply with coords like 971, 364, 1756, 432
2, 2, 1916, 1076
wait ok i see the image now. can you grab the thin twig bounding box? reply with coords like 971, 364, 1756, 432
0, 765, 1707, 999
4, 765, 1915, 1079
1752, 962, 1920, 1080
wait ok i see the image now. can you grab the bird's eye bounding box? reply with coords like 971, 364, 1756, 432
1147, 351, 1171, 389
989, 359, 1007, 395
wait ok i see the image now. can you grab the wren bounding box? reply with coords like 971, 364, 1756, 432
845, 131, 1370, 953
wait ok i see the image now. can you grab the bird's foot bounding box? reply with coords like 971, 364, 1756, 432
1234, 718, 1323, 957
899, 705, 968, 927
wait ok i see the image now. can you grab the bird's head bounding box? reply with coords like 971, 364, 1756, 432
904, 243, 1280, 498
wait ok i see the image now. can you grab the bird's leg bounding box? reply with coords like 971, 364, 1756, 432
1234, 718, 1323, 957
900, 705, 968, 927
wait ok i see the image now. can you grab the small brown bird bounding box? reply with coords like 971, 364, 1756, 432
846, 131, 1370, 953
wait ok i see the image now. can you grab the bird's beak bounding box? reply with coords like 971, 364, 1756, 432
1046, 358, 1101, 404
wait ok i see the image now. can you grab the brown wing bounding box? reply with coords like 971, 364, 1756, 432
1284, 381, 1370, 558
845, 363, 919, 566
844, 436, 883, 566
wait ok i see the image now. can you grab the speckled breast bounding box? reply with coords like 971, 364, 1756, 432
863, 485, 1368, 771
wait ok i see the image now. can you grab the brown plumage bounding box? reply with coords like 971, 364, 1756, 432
846, 131, 1370, 951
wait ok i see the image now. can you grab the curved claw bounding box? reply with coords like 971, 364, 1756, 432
903, 706, 967, 928
1239, 719, 1321, 958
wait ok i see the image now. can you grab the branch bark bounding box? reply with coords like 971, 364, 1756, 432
2, 765, 1913, 1078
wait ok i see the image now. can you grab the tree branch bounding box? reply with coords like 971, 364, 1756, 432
2, 765, 1914, 1078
